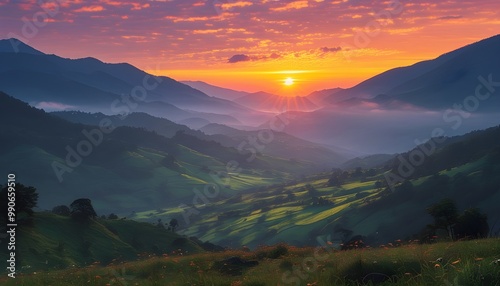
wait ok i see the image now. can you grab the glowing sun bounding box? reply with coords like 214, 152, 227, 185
284, 77, 294, 86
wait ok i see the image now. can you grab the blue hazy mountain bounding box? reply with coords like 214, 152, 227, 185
0, 38, 258, 126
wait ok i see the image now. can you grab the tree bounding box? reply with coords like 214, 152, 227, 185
0, 183, 38, 224
169, 218, 179, 232
427, 198, 458, 239
328, 169, 347, 187
70, 198, 97, 222
108, 213, 118, 220
52, 205, 71, 216
454, 208, 489, 239
157, 218, 165, 229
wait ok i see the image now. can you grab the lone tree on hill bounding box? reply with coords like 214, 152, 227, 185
0, 183, 38, 224
70, 198, 97, 222
426, 198, 458, 239
52, 205, 71, 216
454, 208, 489, 239
108, 213, 118, 220
169, 218, 179, 232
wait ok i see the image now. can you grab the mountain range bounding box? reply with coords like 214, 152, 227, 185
0, 34, 499, 252
0, 38, 266, 128
2, 36, 500, 154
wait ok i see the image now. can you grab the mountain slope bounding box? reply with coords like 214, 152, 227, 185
326, 34, 500, 111
200, 123, 349, 166
176, 125, 500, 247
0, 92, 318, 214
0, 212, 204, 271
51, 111, 349, 167
181, 81, 249, 100
0, 38, 256, 125
52, 111, 213, 139
0, 38, 44, 55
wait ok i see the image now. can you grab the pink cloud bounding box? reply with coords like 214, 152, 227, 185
34, 102, 76, 111
74, 5, 105, 13
271, 1, 309, 12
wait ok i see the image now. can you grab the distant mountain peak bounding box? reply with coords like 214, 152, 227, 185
0, 38, 45, 55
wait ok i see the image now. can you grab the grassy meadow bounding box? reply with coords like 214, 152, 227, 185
2, 238, 499, 285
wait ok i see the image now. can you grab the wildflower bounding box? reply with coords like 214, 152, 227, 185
434, 264, 441, 268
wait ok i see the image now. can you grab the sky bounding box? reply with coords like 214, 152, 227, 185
0, 0, 499, 95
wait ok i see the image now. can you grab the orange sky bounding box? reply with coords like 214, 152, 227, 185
1, 0, 499, 95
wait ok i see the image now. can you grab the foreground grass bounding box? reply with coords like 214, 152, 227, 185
2, 238, 500, 285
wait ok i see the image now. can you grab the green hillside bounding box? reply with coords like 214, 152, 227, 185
0, 92, 315, 215
160, 126, 500, 248
0, 212, 204, 272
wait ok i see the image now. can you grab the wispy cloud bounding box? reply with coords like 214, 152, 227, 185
74, 5, 105, 13
34, 102, 76, 111
271, 1, 309, 12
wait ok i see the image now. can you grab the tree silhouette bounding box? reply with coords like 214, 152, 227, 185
70, 198, 97, 222
157, 218, 165, 229
108, 213, 118, 220
426, 198, 458, 239
169, 218, 179, 232
454, 208, 489, 239
0, 183, 38, 224
52, 205, 71, 216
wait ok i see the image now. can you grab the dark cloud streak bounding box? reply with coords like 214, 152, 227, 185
228, 54, 251, 63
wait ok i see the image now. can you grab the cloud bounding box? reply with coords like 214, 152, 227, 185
320, 46, 342, 53
227, 52, 283, 63
269, 53, 281, 59
34, 102, 75, 111
387, 27, 424, 35
228, 54, 251, 63
219, 1, 253, 10
271, 1, 309, 12
74, 5, 105, 12
437, 15, 463, 20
